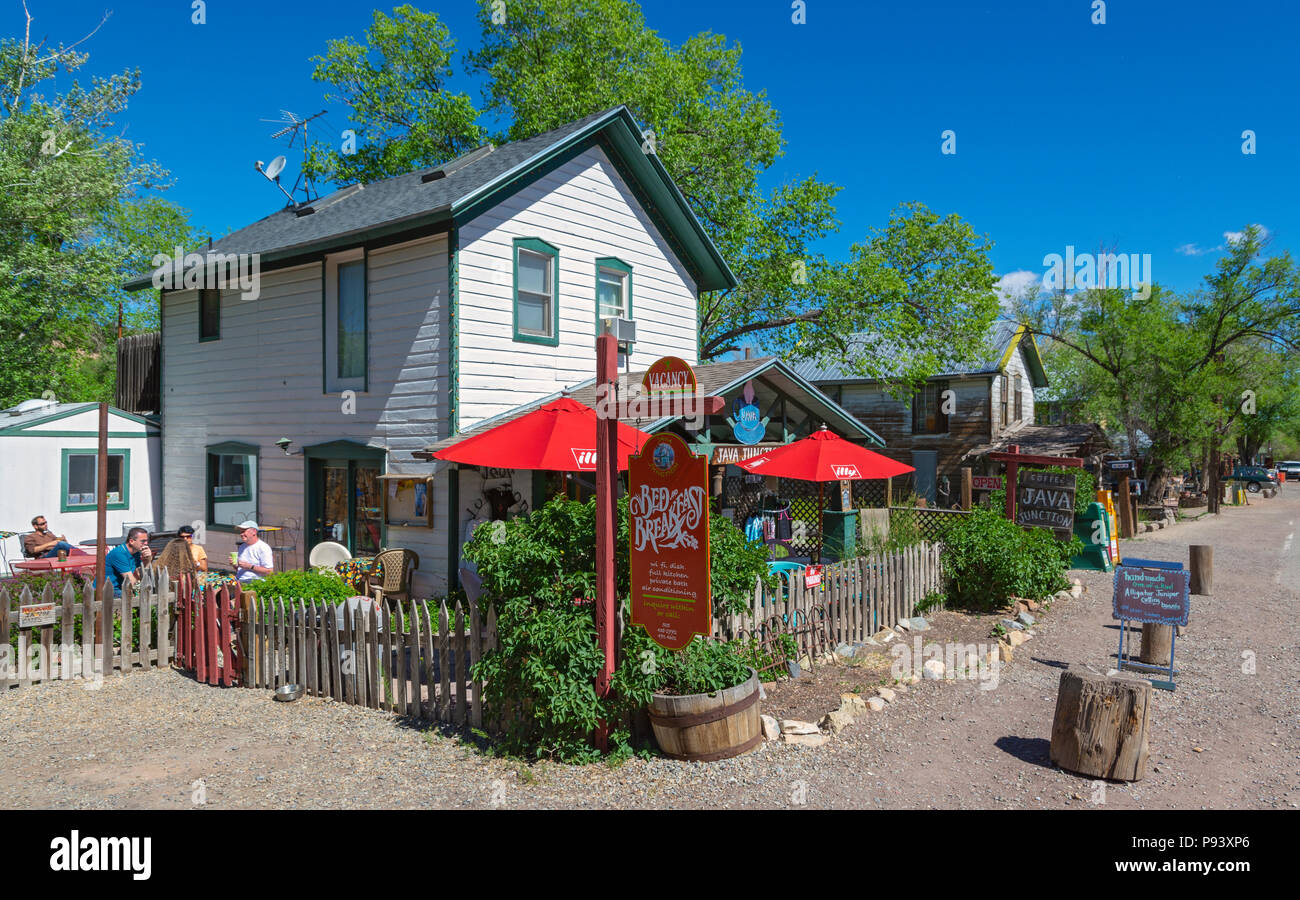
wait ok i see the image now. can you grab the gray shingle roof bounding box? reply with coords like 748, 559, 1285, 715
126, 106, 736, 292
788, 321, 1019, 384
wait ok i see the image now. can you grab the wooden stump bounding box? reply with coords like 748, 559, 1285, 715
1050, 667, 1151, 781
1189, 545, 1212, 595
1139, 624, 1172, 666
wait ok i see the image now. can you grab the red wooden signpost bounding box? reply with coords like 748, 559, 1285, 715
593, 342, 718, 749
628, 433, 712, 650
986, 444, 1084, 523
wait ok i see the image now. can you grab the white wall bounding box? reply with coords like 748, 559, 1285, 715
159, 234, 453, 595
992, 339, 1037, 435
0, 416, 160, 561
457, 144, 700, 427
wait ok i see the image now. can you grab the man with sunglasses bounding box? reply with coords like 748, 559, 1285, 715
23, 516, 75, 559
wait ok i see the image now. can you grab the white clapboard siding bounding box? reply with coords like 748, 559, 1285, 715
160, 235, 452, 591
456, 144, 699, 427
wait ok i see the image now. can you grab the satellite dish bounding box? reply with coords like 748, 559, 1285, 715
264, 155, 287, 180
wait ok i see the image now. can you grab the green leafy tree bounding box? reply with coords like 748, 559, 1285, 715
0, 8, 194, 408
305, 1, 999, 387
303, 4, 483, 184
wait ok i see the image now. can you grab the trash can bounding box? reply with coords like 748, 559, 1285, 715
821, 509, 858, 560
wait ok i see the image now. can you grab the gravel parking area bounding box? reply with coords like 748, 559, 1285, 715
3, 493, 1298, 810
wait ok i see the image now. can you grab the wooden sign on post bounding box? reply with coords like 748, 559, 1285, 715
1015, 470, 1077, 540
629, 433, 712, 650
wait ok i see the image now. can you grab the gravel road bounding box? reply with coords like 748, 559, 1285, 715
3, 493, 1297, 810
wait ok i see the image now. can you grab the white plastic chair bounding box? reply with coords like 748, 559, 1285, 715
308, 541, 352, 567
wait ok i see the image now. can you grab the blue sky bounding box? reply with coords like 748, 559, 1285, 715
30, 0, 1299, 298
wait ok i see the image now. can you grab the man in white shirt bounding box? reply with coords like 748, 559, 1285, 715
234, 520, 274, 583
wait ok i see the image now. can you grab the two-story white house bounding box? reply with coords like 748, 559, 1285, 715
124, 107, 740, 596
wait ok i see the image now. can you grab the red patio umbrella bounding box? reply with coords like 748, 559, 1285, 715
738, 426, 914, 561
432, 396, 651, 471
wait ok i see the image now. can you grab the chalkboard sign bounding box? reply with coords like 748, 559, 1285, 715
1015, 470, 1076, 538
1112, 562, 1190, 626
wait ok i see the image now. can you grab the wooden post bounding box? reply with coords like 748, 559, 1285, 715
1117, 475, 1135, 538
594, 330, 618, 751
1139, 623, 1172, 666
960, 467, 972, 511
94, 402, 108, 642
885, 477, 892, 508
1003, 444, 1019, 521
1189, 545, 1213, 595
1050, 667, 1151, 781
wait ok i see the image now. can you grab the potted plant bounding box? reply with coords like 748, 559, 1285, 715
642, 637, 763, 761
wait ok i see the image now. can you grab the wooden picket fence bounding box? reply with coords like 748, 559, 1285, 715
721, 542, 945, 644
239, 594, 497, 728
174, 576, 242, 687
0, 570, 174, 690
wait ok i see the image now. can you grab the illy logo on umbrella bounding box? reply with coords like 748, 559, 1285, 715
571, 449, 598, 469
831, 465, 861, 478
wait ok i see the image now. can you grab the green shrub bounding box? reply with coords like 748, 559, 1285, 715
941, 506, 1079, 611
249, 570, 353, 605
465, 494, 772, 762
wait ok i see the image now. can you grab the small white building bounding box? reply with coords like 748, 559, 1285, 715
0, 399, 162, 569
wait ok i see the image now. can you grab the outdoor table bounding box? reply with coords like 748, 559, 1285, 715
12, 549, 97, 575
336, 556, 384, 593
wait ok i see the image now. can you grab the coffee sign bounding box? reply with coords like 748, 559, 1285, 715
1113, 561, 1190, 626
1015, 470, 1077, 538
629, 433, 712, 650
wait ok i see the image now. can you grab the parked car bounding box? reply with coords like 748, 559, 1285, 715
1228, 465, 1278, 493
1277, 460, 1300, 477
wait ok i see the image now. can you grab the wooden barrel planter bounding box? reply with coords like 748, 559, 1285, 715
647, 668, 762, 762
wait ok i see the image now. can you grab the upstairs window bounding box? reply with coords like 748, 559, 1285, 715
199, 289, 221, 341
325, 251, 367, 392
1014, 374, 1024, 422
513, 238, 559, 346
595, 257, 632, 326
911, 381, 950, 435
999, 376, 1009, 428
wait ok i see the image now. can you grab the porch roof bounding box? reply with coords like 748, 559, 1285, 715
424, 356, 883, 457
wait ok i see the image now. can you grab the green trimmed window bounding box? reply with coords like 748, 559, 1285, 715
325, 251, 367, 392
206, 442, 258, 528
61, 449, 129, 511
595, 257, 632, 326
513, 237, 559, 345
199, 289, 221, 341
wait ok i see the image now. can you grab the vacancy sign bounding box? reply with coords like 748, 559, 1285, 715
629, 433, 711, 650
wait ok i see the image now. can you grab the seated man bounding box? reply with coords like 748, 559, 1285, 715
178, 525, 208, 571
104, 527, 152, 596
234, 520, 273, 583
24, 516, 75, 559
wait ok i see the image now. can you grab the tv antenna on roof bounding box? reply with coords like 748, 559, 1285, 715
255, 109, 328, 205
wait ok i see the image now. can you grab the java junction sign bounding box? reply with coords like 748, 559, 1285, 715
628, 433, 712, 651
1015, 470, 1077, 539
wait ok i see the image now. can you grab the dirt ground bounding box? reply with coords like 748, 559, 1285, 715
2, 491, 1297, 809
